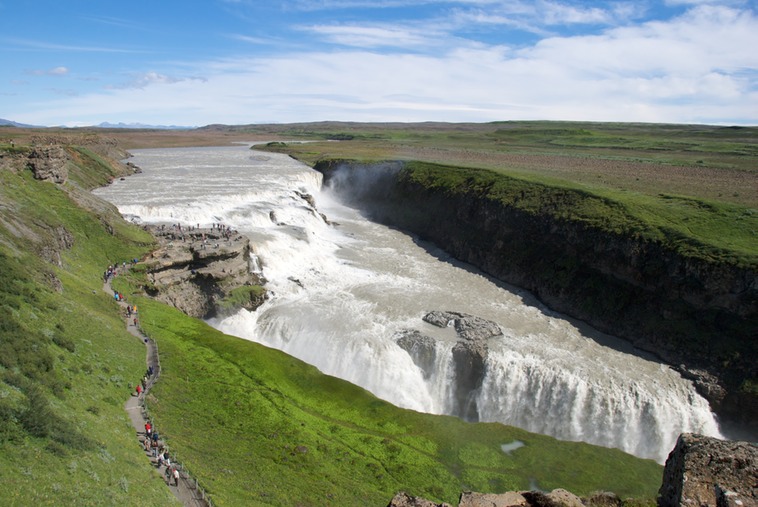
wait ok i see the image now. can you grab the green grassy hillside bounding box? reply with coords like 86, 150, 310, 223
0, 146, 173, 505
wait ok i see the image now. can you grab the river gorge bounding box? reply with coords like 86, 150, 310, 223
94, 144, 723, 464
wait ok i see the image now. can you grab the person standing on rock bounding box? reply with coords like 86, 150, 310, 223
173, 467, 180, 487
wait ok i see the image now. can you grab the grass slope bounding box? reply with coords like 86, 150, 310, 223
0, 149, 175, 505
119, 292, 662, 506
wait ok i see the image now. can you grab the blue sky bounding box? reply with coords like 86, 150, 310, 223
1, 0, 757, 126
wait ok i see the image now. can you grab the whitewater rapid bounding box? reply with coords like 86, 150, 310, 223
94, 144, 723, 463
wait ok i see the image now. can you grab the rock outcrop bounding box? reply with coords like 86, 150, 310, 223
316, 159, 757, 433
396, 311, 503, 420
27, 146, 70, 183
143, 225, 265, 318
388, 491, 453, 507
658, 433, 757, 507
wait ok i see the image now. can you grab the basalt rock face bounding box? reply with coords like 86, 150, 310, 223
143, 226, 265, 319
658, 433, 757, 507
396, 311, 503, 421
317, 160, 757, 433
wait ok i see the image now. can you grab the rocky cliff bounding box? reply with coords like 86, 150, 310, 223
396, 311, 502, 421
142, 225, 266, 319
315, 160, 757, 434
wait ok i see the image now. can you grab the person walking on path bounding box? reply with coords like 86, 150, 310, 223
104, 263, 208, 507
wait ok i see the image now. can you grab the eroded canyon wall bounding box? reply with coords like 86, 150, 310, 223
315, 159, 757, 433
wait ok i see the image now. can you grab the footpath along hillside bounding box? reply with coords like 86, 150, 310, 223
104, 269, 211, 507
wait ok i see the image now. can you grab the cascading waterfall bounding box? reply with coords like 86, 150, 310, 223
94, 144, 723, 463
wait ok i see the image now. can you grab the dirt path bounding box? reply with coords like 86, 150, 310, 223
105, 272, 211, 507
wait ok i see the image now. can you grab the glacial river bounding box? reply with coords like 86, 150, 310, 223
94, 144, 723, 463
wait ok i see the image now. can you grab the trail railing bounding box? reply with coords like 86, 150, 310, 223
138, 329, 214, 507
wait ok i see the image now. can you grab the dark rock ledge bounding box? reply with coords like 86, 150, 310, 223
142, 225, 266, 319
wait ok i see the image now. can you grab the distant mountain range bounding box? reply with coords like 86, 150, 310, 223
0, 118, 195, 130
0, 118, 42, 128
95, 121, 195, 130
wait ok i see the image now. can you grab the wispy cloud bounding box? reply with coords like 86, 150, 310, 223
302, 24, 439, 48
288, 0, 503, 10
6, 37, 148, 53
46, 87, 79, 97
230, 34, 283, 45
111, 72, 208, 90
27, 66, 69, 76
664, 0, 748, 5
80, 15, 150, 31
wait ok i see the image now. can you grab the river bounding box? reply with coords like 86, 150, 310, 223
93, 144, 723, 463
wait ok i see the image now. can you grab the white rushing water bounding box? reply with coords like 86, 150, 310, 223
94, 144, 723, 463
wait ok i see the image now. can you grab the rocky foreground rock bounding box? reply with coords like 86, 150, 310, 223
389, 488, 600, 507
658, 433, 756, 507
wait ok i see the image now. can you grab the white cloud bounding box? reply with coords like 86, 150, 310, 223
7, 37, 147, 53
230, 34, 281, 45
664, 0, 747, 5
9, 4, 757, 126
541, 1, 614, 25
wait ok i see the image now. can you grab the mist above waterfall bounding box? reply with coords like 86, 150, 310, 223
94, 145, 723, 463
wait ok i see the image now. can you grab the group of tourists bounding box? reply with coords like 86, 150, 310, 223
134, 366, 154, 398
104, 259, 194, 496
152, 222, 242, 248
103, 259, 139, 283
143, 419, 181, 487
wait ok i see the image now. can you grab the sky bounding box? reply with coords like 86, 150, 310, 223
1, 0, 757, 127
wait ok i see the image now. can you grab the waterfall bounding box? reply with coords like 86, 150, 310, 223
94, 144, 723, 464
